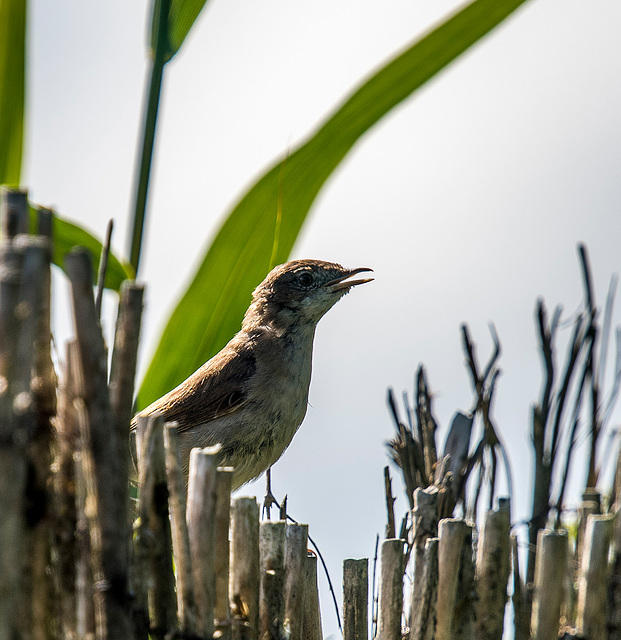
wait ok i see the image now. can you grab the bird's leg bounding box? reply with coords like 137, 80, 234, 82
262, 467, 281, 519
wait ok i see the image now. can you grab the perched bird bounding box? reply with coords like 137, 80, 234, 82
133, 259, 373, 491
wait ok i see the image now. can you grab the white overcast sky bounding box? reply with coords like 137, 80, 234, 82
25, 0, 621, 634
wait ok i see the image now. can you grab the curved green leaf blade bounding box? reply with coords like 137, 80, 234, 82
137, 0, 531, 409
0, 0, 26, 185
149, 0, 212, 61
28, 207, 134, 291
167, 0, 211, 57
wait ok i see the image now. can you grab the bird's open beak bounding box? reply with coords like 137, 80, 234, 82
325, 267, 374, 292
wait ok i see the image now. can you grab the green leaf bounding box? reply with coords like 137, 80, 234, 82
167, 0, 211, 57
149, 0, 212, 62
137, 0, 531, 409
29, 207, 134, 291
0, 0, 26, 185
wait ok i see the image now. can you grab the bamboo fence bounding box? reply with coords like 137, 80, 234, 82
1, 186, 620, 640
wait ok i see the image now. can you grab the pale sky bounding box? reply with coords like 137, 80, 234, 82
25, 0, 621, 634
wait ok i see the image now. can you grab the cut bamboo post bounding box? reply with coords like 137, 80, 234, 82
575, 514, 614, 639
284, 523, 309, 639
54, 340, 80, 638
73, 371, 100, 638
135, 413, 177, 639
230, 497, 260, 638
0, 229, 28, 640
608, 509, 621, 639
343, 558, 368, 640
475, 498, 511, 640
186, 446, 219, 638
109, 280, 144, 484
410, 486, 439, 638
215, 467, 234, 629
20, 235, 55, 640
0, 187, 29, 237
377, 538, 405, 640
410, 537, 439, 640
164, 423, 198, 635
66, 247, 134, 640
511, 533, 529, 640
436, 519, 467, 640
452, 523, 475, 640
302, 553, 323, 640
260, 520, 287, 640
575, 497, 600, 579
530, 528, 568, 640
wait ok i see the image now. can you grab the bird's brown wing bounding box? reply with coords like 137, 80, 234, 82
139, 343, 257, 432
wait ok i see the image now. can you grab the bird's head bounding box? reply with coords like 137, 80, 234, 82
242, 259, 373, 330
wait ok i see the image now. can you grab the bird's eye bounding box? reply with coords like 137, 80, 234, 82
297, 272, 314, 288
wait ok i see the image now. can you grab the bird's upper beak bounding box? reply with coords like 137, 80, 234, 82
325, 267, 374, 292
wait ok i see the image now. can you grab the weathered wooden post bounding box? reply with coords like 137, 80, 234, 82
284, 523, 309, 638
343, 558, 368, 640
260, 520, 287, 639
230, 496, 260, 639
410, 486, 439, 640
186, 447, 219, 638
377, 538, 405, 640
530, 528, 568, 640
436, 518, 468, 640
302, 553, 323, 640
576, 514, 614, 638
475, 498, 511, 640
164, 423, 198, 635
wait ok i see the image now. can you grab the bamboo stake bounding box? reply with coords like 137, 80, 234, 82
410, 538, 439, 640
576, 514, 614, 638
64, 340, 96, 638
284, 523, 309, 639
302, 553, 323, 640
410, 487, 439, 637
54, 341, 80, 638
19, 235, 56, 640
575, 496, 600, 580
109, 280, 144, 482
452, 523, 475, 640
608, 509, 621, 639
0, 187, 29, 236
230, 496, 260, 639
133, 416, 154, 640
260, 520, 287, 640
0, 232, 27, 640
215, 467, 234, 630
186, 446, 219, 638
530, 528, 568, 640
135, 414, 177, 639
66, 248, 134, 640
163, 423, 198, 635
74, 390, 102, 637
511, 533, 529, 640
436, 519, 467, 640
32, 210, 56, 636
343, 558, 368, 640
377, 538, 405, 640
475, 499, 511, 640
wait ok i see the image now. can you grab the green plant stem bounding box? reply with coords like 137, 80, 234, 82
129, 0, 170, 275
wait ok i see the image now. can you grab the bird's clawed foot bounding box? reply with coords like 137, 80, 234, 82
262, 468, 287, 520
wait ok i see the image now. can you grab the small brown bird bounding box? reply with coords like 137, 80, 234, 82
133, 259, 372, 490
